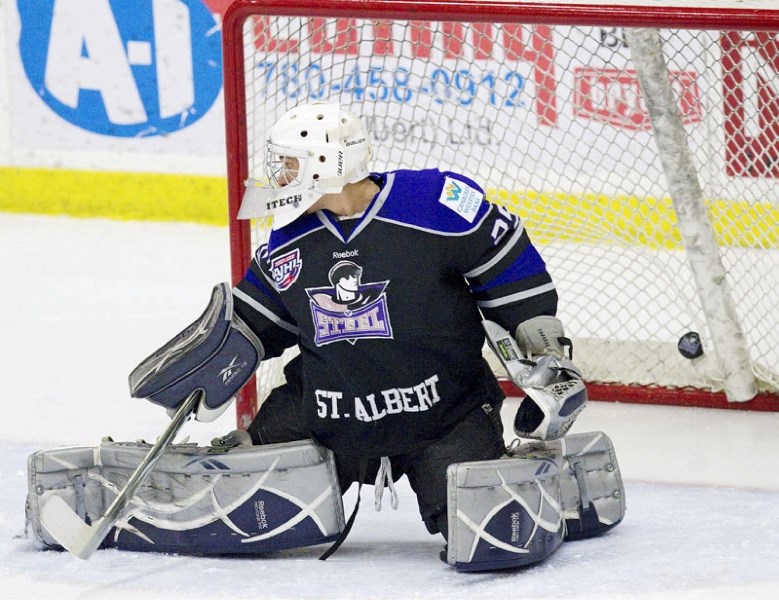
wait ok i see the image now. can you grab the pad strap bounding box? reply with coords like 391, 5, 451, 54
510, 431, 626, 540
319, 459, 368, 561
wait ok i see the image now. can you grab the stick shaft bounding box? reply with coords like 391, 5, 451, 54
41, 390, 201, 559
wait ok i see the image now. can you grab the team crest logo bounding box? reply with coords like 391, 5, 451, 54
307, 261, 393, 346
269, 248, 302, 291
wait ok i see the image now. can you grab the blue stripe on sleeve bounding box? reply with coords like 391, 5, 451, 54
468, 245, 548, 293
243, 269, 288, 313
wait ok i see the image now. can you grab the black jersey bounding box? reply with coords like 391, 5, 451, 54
233, 168, 557, 456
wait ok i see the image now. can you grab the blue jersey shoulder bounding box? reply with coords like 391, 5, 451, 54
267, 213, 323, 254
376, 169, 491, 234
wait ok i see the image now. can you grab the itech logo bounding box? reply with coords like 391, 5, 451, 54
17, 0, 222, 138
266, 193, 302, 211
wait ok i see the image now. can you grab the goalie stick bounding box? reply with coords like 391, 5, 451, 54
482, 320, 535, 384
38, 390, 201, 560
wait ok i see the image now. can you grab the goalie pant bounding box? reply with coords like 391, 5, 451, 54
26, 432, 625, 570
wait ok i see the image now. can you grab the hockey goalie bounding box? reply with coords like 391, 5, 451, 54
26, 102, 626, 571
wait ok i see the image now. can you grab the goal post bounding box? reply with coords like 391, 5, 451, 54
625, 27, 756, 402
221, 0, 779, 427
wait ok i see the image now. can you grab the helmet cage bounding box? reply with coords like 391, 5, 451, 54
265, 145, 308, 190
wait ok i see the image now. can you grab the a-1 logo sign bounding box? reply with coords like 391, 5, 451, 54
17, 0, 222, 138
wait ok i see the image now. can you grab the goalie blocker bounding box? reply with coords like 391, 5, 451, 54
446, 431, 625, 572
26, 439, 345, 555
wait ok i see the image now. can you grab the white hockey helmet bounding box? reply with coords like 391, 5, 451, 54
238, 102, 373, 229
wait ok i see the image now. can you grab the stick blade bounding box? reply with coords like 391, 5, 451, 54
39, 495, 105, 560
36, 392, 199, 560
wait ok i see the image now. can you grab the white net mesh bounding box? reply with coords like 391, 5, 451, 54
233, 15, 779, 406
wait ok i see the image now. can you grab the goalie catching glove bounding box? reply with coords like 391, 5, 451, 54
483, 316, 587, 440
129, 282, 264, 422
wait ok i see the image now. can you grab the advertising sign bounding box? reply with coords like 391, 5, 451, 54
8, 0, 226, 168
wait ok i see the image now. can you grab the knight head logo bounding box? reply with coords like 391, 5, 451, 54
306, 261, 393, 346
329, 261, 364, 305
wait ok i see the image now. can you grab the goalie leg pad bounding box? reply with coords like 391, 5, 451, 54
128, 282, 264, 421
26, 446, 103, 550
27, 439, 344, 555
511, 431, 625, 540
446, 455, 564, 572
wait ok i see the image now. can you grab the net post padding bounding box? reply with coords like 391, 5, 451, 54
624, 27, 756, 402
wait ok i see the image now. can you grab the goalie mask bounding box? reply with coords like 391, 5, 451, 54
238, 102, 373, 229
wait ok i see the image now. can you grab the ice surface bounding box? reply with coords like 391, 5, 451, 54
2, 214, 778, 599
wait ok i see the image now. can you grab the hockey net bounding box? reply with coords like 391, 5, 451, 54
222, 0, 779, 427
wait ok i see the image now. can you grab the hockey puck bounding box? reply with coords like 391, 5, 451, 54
677, 331, 703, 359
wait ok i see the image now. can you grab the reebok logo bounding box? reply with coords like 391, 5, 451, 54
534, 459, 556, 476
183, 457, 231, 470
219, 355, 247, 386
537, 328, 551, 350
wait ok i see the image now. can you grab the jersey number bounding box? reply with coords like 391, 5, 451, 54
490, 205, 516, 245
